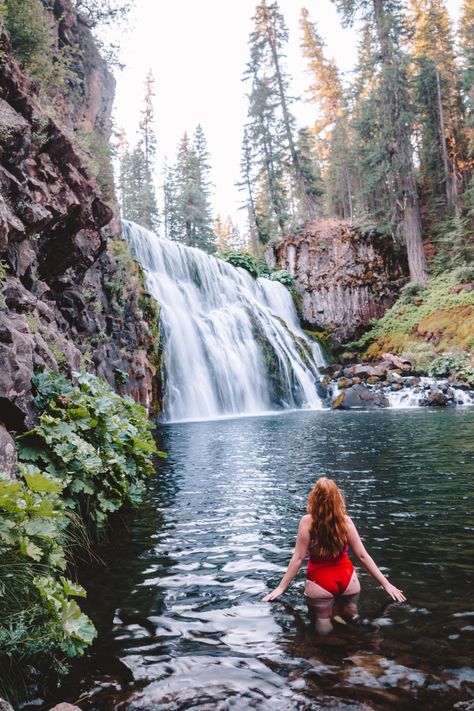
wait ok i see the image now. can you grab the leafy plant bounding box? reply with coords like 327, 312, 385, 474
428, 351, 474, 384
270, 269, 295, 290
398, 280, 423, 305
219, 252, 296, 292
0, 467, 96, 693
18, 369, 165, 530
219, 251, 259, 278
453, 265, 474, 284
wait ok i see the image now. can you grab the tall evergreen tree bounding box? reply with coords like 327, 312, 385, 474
119, 71, 159, 231
300, 7, 350, 218
459, 0, 474, 230
163, 128, 215, 253
214, 215, 245, 252
251, 1, 319, 216
244, 68, 289, 240
408, 0, 465, 218
241, 0, 320, 244
237, 126, 264, 246
333, 0, 428, 282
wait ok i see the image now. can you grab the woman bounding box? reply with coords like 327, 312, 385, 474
264, 477, 405, 634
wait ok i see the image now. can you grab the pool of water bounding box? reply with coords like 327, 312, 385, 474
38, 408, 474, 710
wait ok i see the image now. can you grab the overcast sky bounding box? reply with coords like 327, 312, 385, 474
110, 0, 463, 235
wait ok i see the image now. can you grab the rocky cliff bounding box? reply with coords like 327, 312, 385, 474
266, 219, 407, 345
0, 2, 160, 476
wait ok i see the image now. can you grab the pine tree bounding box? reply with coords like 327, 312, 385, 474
459, 0, 474, 231
251, 1, 319, 216
332, 0, 428, 282
350, 23, 394, 230
299, 7, 351, 218
163, 158, 179, 241
408, 0, 465, 219
237, 126, 264, 245
459, 0, 474, 140
214, 215, 245, 252
118, 72, 159, 231
164, 129, 215, 253
244, 68, 289, 240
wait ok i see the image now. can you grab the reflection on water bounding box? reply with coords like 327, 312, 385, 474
38, 409, 474, 710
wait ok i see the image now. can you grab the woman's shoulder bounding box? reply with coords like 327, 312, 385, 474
300, 514, 312, 530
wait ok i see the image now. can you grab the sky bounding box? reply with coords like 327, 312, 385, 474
110, 0, 463, 235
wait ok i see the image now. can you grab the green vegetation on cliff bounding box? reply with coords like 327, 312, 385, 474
219, 250, 295, 290
0, 0, 72, 100
345, 271, 474, 382
0, 369, 163, 702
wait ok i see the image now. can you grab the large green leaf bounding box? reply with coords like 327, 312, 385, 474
23, 469, 62, 494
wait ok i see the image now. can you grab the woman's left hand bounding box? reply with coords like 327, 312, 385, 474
263, 585, 286, 601
383, 581, 406, 602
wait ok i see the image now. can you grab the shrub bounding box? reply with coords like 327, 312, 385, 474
270, 269, 295, 290
428, 351, 472, 379
219, 251, 259, 278
18, 369, 164, 530
453, 265, 474, 284
0, 368, 164, 700
398, 280, 423, 305
74, 128, 115, 203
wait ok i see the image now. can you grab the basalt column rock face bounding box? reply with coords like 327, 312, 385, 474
0, 4, 160, 467
266, 219, 407, 344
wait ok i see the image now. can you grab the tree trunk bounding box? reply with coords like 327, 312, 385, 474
435, 67, 461, 218
372, 0, 427, 282
266, 28, 318, 219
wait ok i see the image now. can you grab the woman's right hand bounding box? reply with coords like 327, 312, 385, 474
383, 581, 406, 602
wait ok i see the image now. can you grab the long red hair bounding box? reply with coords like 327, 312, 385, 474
307, 477, 348, 558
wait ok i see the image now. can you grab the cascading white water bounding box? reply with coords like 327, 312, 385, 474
123, 221, 325, 422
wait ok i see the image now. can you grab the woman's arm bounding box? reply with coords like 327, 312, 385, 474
347, 517, 406, 602
264, 516, 310, 601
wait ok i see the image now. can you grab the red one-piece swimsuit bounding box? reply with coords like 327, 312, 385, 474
306, 545, 354, 595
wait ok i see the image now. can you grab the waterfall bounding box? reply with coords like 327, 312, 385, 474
123, 221, 325, 422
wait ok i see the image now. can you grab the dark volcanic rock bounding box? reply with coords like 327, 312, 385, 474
0, 4, 161, 451
266, 219, 407, 343
422, 389, 449, 407
332, 383, 389, 410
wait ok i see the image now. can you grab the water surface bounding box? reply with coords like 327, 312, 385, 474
44, 408, 474, 710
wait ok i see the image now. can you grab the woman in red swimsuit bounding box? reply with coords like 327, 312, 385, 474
264, 477, 405, 634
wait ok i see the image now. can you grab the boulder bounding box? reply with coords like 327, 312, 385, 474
366, 375, 380, 384
48, 705, 82, 711
337, 377, 353, 389
332, 383, 389, 410
423, 389, 448, 407
381, 352, 412, 371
